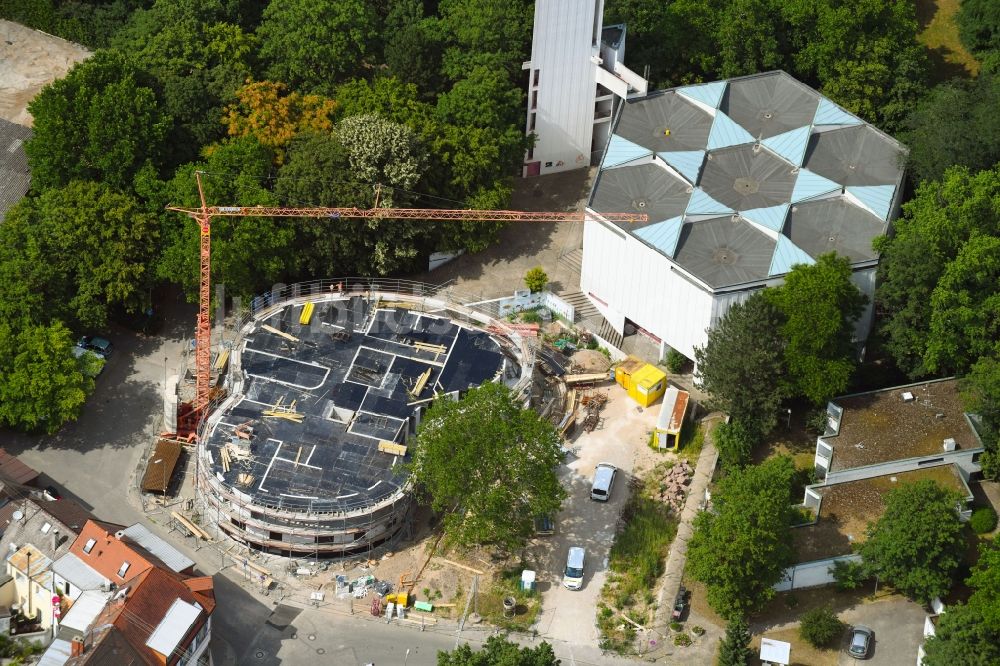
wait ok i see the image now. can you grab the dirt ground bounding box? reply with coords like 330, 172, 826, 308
0, 20, 90, 126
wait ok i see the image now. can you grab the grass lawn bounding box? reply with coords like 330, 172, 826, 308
749, 626, 840, 666
916, 0, 980, 80
476, 567, 543, 632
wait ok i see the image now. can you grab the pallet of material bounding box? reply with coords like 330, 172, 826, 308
299, 301, 315, 325
378, 441, 408, 456
564, 372, 609, 385
261, 323, 299, 342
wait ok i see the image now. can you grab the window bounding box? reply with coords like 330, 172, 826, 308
40, 522, 51, 534
82, 539, 96, 554
63, 582, 72, 596
532, 69, 539, 87
529, 113, 536, 131
531, 90, 538, 110
117, 562, 130, 579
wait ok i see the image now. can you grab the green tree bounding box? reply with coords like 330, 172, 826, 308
922, 541, 1000, 665
903, 73, 1000, 184
957, 0, 1000, 58
523, 267, 547, 293
961, 357, 1000, 480
925, 234, 1000, 374
436, 0, 532, 78
437, 635, 559, 666
435, 66, 524, 132
717, 616, 752, 666
764, 253, 866, 405
875, 165, 1000, 376
694, 293, 787, 435
859, 480, 965, 603
712, 420, 756, 470
798, 606, 845, 648
25, 49, 171, 191
0, 321, 92, 434
384, 1, 444, 97
256, 0, 378, 94
0, 181, 159, 329
410, 383, 567, 551
687, 456, 796, 619
111, 0, 257, 165
156, 137, 297, 300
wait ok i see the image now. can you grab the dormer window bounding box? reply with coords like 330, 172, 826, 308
117, 562, 130, 579
83, 539, 96, 554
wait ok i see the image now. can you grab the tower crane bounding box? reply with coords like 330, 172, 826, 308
166, 171, 647, 433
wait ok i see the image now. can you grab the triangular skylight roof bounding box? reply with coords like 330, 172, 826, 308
741, 203, 789, 234
677, 81, 727, 110
657, 150, 705, 184
769, 235, 816, 275
685, 188, 735, 216
707, 112, 755, 150
791, 168, 841, 203
634, 216, 684, 257
761, 126, 812, 167
813, 98, 862, 126
845, 184, 895, 221
603, 134, 652, 169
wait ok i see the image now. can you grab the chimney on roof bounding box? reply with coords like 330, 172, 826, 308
52, 528, 59, 552
71, 636, 84, 657
114, 530, 125, 540
943, 438, 957, 452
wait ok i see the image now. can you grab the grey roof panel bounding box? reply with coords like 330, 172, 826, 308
803, 125, 903, 186
700, 144, 797, 210
672, 217, 776, 288
721, 73, 819, 140
120, 523, 195, 573
615, 92, 714, 153
785, 197, 884, 263
590, 163, 691, 232
51, 552, 109, 591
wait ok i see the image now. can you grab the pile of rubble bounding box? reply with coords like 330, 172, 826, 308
658, 460, 693, 512
581, 391, 607, 433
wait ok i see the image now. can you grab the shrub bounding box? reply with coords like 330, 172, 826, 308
520, 310, 542, 324
669, 621, 682, 632
666, 349, 687, 373
524, 266, 548, 293
970, 506, 998, 534
713, 420, 757, 469
717, 617, 752, 666
799, 606, 846, 648
673, 633, 692, 647
830, 559, 869, 591
691, 625, 705, 636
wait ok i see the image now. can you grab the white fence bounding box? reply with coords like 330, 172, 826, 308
468, 289, 577, 322
773, 554, 862, 592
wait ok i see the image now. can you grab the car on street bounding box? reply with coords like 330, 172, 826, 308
848, 625, 873, 659
43, 485, 62, 501
77, 335, 113, 358
563, 546, 585, 590
672, 585, 688, 620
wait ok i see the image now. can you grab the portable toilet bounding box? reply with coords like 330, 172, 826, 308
615, 355, 667, 407
651, 386, 690, 451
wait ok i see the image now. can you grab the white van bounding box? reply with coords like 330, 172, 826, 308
563, 547, 585, 590
591, 462, 617, 501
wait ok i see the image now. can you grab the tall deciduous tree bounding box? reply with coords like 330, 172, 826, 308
875, 165, 1000, 377
925, 234, 1000, 374
961, 357, 1000, 480
764, 253, 866, 405
903, 73, 1000, 185
957, 0, 1000, 58
410, 382, 566, 551
687, 456, 796, 619
0, 321, 92, 434
256, 0, 378, 94
25, 49, 171, 192
859, 480, 965, 603
922, 541, 1000, 665
0, 181, 159, 329
694, 293, 788, 436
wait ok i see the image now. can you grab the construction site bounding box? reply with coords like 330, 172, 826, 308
189, 284, 534, 557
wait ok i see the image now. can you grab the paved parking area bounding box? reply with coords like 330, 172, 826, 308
529, 387, 659, 646
836, 598, 927, 666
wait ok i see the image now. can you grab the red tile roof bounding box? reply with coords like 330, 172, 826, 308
70, 521, 157, 584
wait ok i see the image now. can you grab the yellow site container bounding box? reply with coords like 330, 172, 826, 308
615, 355, 666, 407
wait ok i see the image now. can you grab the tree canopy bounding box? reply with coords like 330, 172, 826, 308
922, 540, 1000, 665
859, 480, 965, 603
437, 635, 559, 666
961, 358, 1000, 480
764, 253, 866, 405
25, 49, 171, 192
694, 293, 788, 437
410, 382, 566, 551
876, 165, 1000, 377
0, 321, 92, 434
687, 456, 796, 619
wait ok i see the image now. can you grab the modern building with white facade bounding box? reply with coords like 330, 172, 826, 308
581, 71, 907, 361
522, 0, 647, 177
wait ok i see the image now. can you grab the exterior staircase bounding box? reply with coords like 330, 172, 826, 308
559, 289, 624, 350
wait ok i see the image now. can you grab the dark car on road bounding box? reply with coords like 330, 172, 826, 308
848, 625, 873, 659
77, 335, 113, 358
672, 585, 688, 620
